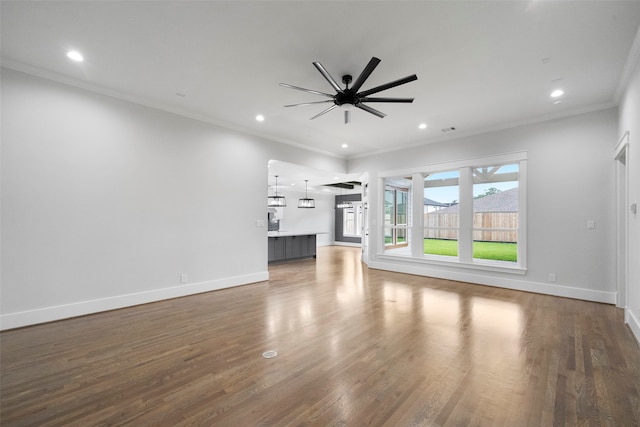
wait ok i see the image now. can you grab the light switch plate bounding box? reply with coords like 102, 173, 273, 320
256, 219, 265, 227
587, 220, 595, 229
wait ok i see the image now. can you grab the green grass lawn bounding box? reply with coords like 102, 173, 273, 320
424, 239, 517, 262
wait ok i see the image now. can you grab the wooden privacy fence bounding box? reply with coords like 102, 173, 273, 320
424, 212, 518, 242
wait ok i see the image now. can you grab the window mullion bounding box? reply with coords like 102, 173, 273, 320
458, 167, 473, 262
411, 173, 424, 257
517, 160, 527, 269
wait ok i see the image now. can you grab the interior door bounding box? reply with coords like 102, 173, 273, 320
615, 133, 629, 311
361, 180, 369, 264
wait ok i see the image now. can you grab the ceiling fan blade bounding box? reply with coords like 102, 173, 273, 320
350, 57, 381, 93
357, 74, 418, 97
312, 62, 343, 93
356, 103, 386, 118
345, 110, 351, 124
360, 97, 415, 103
309, 104, 338, 120
285, 100, 335, 107
279, 83, 334, 98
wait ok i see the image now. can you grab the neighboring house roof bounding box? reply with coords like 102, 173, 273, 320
431, 187, 518, 213
424, 197, 450, 208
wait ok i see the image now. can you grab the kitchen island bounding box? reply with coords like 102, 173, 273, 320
267, 232, 318, 263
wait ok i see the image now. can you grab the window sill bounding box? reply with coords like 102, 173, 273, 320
377, 253, 527, 275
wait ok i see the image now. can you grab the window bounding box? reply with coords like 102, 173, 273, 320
424, 170, 460, 257
472, 165, 519, 262
380, 153, 526, 272
384, 178, 411, 247
343, 203, 363, 237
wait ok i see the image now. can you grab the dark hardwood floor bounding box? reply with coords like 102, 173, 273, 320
1, 246, 639, 426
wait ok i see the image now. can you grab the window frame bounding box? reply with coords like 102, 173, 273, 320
377, 152, 527, 274
343, 202, 363, 238
471, 164, 519, 263
384, 185, 410, 248
423, 169, 460, 258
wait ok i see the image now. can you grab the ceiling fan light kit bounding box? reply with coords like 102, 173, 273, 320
281, 56, 417, 124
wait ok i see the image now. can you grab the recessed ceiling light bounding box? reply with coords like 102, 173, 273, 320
341, 143, 348, 148
66, 50, 84, 62
419, 123, 427, 130
550, 89, 564, 98
256, 114, 265, 122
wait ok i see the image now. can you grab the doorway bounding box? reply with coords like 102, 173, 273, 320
615, 132, 629, 312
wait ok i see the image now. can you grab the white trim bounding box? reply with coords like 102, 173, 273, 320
614, 131, 630, 159
378, 153, 527, 273
368, 259, 615, 304
342, 202, 363, 239
378, 253, 526, 275
348, 104, 615, 161
0, 271, 269, 331
614, 25, 640, 104
333, 241, 361, 247
518, 159, 528, 270
614, 133, 629, 310
459, 167, 473, 263
411, 173, 425, 257
0, 62, 345, 160
627, 309, 640, 346
379, 151, 527, 179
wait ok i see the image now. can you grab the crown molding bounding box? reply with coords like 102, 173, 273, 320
347, 101, 617, 161
614, 24, 640, 104
0, 59, 346, 160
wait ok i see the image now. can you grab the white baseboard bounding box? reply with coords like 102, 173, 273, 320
627, 309, 640, 345
0, 271, 269, 331
367, 260, 616, 304
333, 242, 362, 247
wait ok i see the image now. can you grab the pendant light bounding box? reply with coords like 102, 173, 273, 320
335, 186, 353, 209
298, 180, 315, 208
267, 175, 287, 207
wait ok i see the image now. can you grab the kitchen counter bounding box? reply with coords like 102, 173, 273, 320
268, 232, 324, 263
268, 231, 327, 237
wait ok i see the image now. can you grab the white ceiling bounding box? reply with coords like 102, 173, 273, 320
268, 160, 362, 195
2, 1, 640, 164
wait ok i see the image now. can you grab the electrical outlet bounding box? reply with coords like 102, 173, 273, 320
180, 273, 188, 283
548, 273, 557, 282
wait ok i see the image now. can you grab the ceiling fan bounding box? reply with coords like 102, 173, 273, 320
280, 57, 417, 124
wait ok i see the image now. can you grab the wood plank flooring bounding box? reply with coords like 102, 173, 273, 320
1, 246, 639, 426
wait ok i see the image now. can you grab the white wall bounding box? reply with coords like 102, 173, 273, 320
619, 49, 640, 342
2, 66, 633, 334
0, 68, 346, 329
269, 188, 335, 246
349, 108, 619, 304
